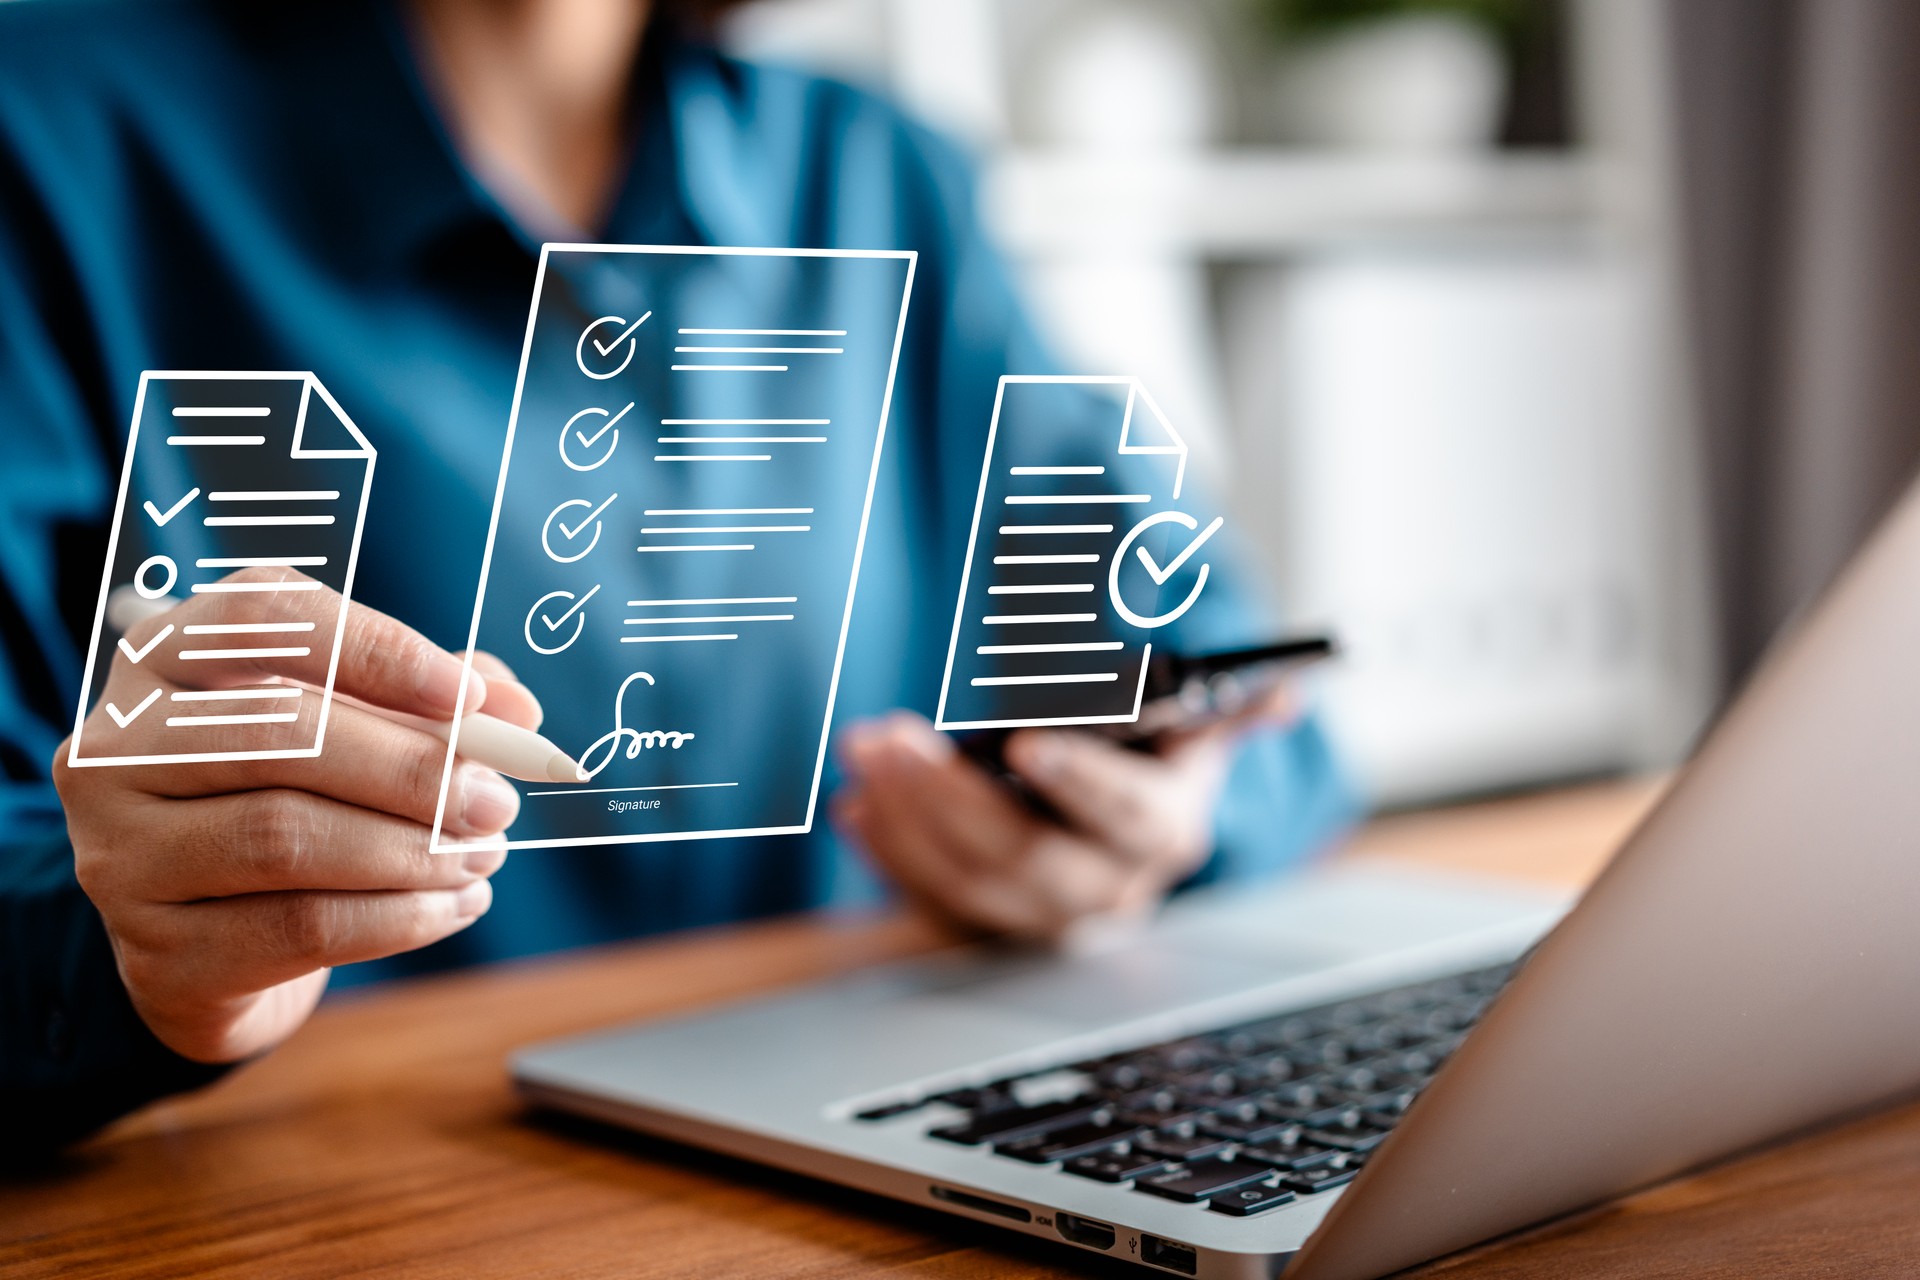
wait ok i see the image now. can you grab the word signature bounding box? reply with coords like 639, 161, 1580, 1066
577, 671, 696, 779
608, 797, 661, 814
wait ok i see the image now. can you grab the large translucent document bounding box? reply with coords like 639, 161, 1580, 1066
434, 246, 916, 852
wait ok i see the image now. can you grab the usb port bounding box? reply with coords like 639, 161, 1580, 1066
1054, 1212, 1116, 1250
1142, 1234, 1197, 1275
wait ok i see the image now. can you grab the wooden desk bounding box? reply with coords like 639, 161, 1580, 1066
8, 778, 1919, 1278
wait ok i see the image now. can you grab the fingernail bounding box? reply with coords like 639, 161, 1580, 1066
838, 727, 885, 777
897, 722, 955, 763
454, 877, 493, 921
831, 795, 868, 834
462, 845, 507, 876
457, 767, 520, 834
419, 654, 484, 716
881, 739, 926, 775
1012, 732, 1066, 781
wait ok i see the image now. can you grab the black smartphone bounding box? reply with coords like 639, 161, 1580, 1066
954, 633, 1337, 805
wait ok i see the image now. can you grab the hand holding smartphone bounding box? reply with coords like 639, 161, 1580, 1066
955, 634, 1337, 803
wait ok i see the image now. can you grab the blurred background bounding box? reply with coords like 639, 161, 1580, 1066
718, 0, 1703, 808
714, 0, 1920, 812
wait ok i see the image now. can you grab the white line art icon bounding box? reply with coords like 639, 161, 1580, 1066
935, 375, 1224, 732
68, 372, 376, 766
541, 493, 617, 563
576, 672, 698, 779
576, 312, 650, 380
560, 403, 628, 471
433, 244, 916, 853
1110, 510, 1225, 629
524, 584, 599, 655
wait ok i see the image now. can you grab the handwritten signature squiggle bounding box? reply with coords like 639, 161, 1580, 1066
577, 672, 696, 779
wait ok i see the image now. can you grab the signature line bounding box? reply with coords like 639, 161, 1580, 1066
525, 782, 741, 797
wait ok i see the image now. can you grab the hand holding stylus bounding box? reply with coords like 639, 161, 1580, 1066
105, 586, 587, 786
52, 567, 538, 1064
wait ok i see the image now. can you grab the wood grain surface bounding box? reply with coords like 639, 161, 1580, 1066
7, 777, 1915, 1279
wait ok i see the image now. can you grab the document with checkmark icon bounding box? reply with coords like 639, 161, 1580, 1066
936, 375, 1229, 732
434, 245, 916, 853
69, 371, 376, 767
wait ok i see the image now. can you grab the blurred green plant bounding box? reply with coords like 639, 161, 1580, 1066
1258, 0, 1535, 42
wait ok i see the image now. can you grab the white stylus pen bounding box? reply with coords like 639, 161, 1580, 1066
106, 586, 588, 785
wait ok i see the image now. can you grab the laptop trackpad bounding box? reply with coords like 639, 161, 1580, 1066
920, 937, 1335, 1033
901, 866, 1563, 1036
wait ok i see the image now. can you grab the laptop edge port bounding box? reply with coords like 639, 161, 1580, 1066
928, 1185, 1031, 1222
1054, 1212, 1116, 1250
1141, 1234, 1198, 1275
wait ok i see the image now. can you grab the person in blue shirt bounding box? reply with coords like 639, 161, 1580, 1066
0, 0, 1354, 1149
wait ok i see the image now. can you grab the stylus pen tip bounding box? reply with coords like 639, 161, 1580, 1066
548, 753, 590, 784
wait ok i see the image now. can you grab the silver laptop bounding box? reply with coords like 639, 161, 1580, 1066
514, 475, 1920, 1280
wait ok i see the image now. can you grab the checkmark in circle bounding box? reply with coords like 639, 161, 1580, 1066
1109, 511, 1224, 630
575, 312, 650, 380
1136, 515, 1224, 586
559, 403, 631, 472
541, 493, 618, 564
524, 584, 600, 656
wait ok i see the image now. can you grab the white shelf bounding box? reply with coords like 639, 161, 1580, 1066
983, 149, 1605, 256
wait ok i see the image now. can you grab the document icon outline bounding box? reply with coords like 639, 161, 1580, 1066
935, 374, 1215, 733
68, 370, 378, 768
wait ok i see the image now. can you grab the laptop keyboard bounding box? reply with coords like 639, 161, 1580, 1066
854, 962, 1514, 1218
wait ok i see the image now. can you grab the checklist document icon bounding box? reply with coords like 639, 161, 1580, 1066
68, 372, 376, 767
935, 375, 1224, 732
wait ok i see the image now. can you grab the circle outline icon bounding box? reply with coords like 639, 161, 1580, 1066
541, 498, 608, 564
134, 555, 179, 600
524, 588, 592, 656
559, 405, 625, 472
576, 314, 641, 381
1109, 511, 1213, 630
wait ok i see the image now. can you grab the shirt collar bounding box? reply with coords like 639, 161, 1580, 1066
655, 35, 786, 249
235, 1, 490, 277
269, 5, 793, 273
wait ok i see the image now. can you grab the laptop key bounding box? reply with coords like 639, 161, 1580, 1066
1305, 1104, 1392, 1151
1302, 1104, 1366, 1130
1154, 1038, 1228, 1071
927, 1098, 1100, 1146
1260, 1080, 1332, 1113
1209, 1182, 1299, 1217
995, 1118, 1144, 1163
1136, 1128, 1230, 1162
1232, 1052, 1295, 1085
1238, 1137, 1344, 1173
1119, 1108, 1205, 1132
1280, 1162, 1360, 1194
1136, 1155, 1273, 1203
927, 1085, 1011, 1112
1167, 1067, 1240, 1097
1062, 1148, 1170, 1183
1196, 1112, 1296, 1145
1108, 1085, 1183, 1116
1309, 1126, 1389, 1153
1360, 1088, 1420, 1117
1094, 1061, 1151, 1092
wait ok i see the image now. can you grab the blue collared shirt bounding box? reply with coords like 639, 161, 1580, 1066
0, 0, 1353, 1143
